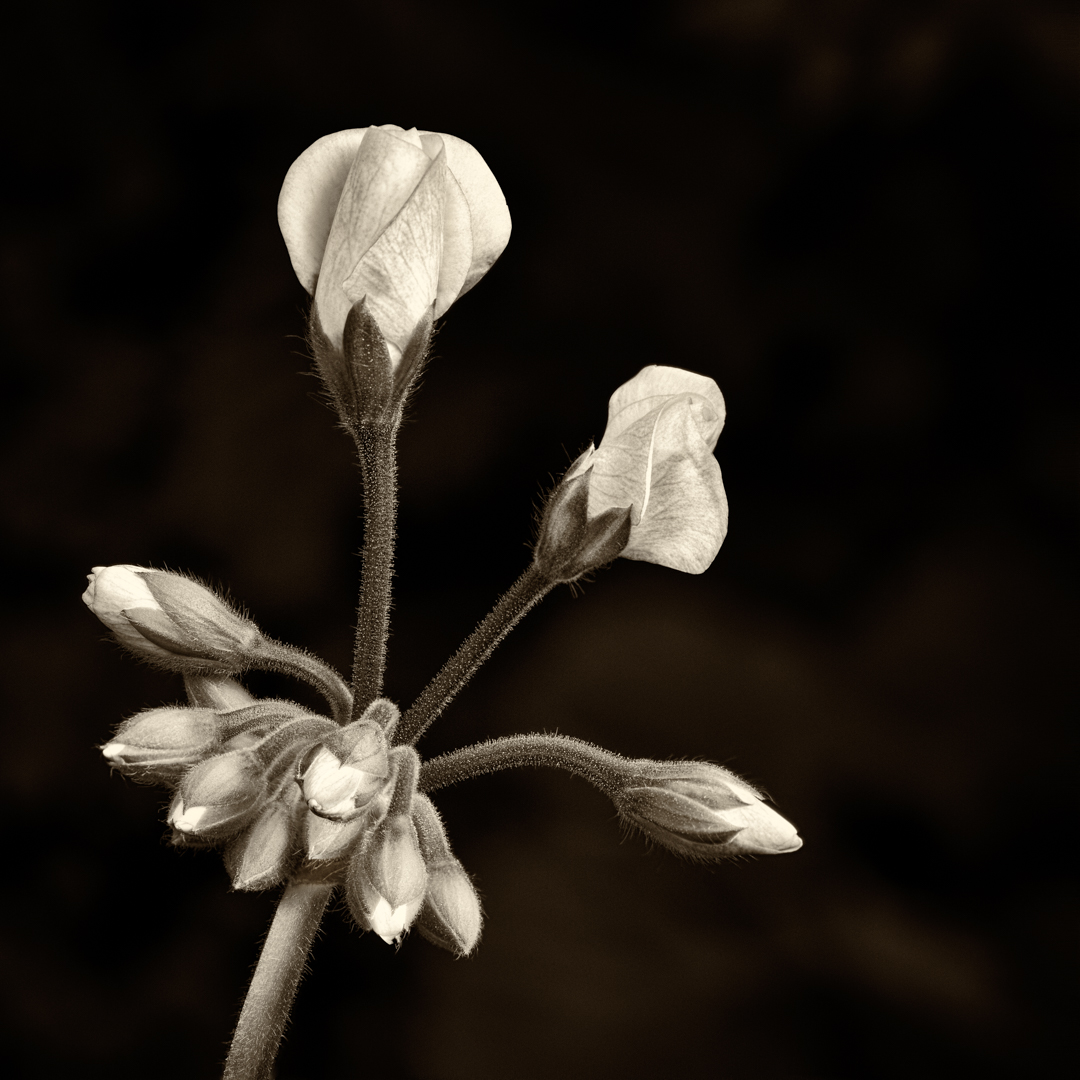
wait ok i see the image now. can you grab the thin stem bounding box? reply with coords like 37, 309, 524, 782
223, 882, 332, 1080
395, 565, 555, 746
419, 733, 628, 799
254, 642, 353, 725
351, 421, 398, 718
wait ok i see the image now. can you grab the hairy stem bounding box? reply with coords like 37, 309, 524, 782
419, 733, 628, 798
254, 642, 353, 725
395, 565, 555, 746
351, 422, 398, 717
223, 882, 332, 1080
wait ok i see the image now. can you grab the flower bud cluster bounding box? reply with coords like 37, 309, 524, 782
100, 689, 480, 921
340, 752, 482, 953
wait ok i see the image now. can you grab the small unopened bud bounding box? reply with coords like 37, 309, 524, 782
417, 858, 482, 956
304, 813, 366, 861
533, 460, 632, 583
169, 749, 266, 839
184, 674, 256, 712
615, 760, 802, 859
225, 785, 303, 891
347, 814, 427, 944
82, 564, 263, 672
102, 706, 219, 780
297, 715, 391, 821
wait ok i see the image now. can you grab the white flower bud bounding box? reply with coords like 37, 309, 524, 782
615, 760, 801, 859
83, 565, 262, 671
279, 124, 511, 361
563, 366, 729, 574
347, 814, 427, 944
102, 706, 219, 780
417, 858, 483, 956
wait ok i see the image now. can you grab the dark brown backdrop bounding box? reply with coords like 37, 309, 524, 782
1, 1, 1075, 1077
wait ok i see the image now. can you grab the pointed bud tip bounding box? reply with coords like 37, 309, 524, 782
170, 804, 208, 832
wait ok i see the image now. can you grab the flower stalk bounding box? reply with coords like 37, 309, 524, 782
394, 564, 555, 745
223, 882, 333, 1080
351, 419, 400, 717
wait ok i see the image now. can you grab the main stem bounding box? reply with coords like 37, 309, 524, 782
351, 421, 398, 718
223, 882, 332, 1080
394, 564, 555, 746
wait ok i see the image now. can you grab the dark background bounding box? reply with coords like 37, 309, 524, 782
1, 1, 1075, 1077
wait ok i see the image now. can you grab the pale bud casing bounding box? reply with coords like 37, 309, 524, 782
225, 784, 304, 891
184, 674, 256, 712
347, 814, 428, 943
297, 718, 390, 821
416, 858, 483, 957
533, 460, 632, 583
350, 871, 425, 946
304, 813, 366, 862
102, 706, 219, 781
304, 763, 393, 860
169, 749, 266, 839
83, 565, 263, 672
616, 761, 802, 859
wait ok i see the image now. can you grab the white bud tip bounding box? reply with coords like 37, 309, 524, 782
171, 805, 208, 833
369, 897, 411, 944
101, 742, 127, 762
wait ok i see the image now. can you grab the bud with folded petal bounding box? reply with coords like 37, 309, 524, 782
225, 784, 304, 891
412, 793, 482, 955
347, 814, 428, 944
563, 366, 729, 574
169, 749, 267, 839
82, 565, 263, 672
614, 760, 802, 859
102, 706, 220, 781
297, 717, 390, 822
279, 124, 511, 365
417, 858, 482, 956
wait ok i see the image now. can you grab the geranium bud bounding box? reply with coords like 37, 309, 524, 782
225, 785, 303, 891
82, 565, 263, 672
562, 366, 729, 574
304, 813, 367, 862
102, 706, 219, 780
304, 764, 393, 861
278, 125, 511, 362
416, 858, 483, 957
347, 814, 427, 944
183, 674, 256, 712
297, 714, 391, 821
614, 760, 802, 859
169, 749, 266, 839
533, 460, 632, 583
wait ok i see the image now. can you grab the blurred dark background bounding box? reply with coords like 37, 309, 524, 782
1, 1, 1075, 1077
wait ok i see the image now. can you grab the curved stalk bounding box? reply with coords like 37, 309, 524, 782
223, 882, 332, 1080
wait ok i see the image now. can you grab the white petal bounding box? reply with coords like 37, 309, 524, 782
315, 127, 437, 348
337, 154, 445, 359
723, 803, 803, 855
434, 163, 474, 318
618, 452, 728, 573
278, 129, 369, 293
425, 131, 511, 295
606, 366, 725, 448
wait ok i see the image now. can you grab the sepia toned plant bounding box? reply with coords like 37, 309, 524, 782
85, 124, 802, 1080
